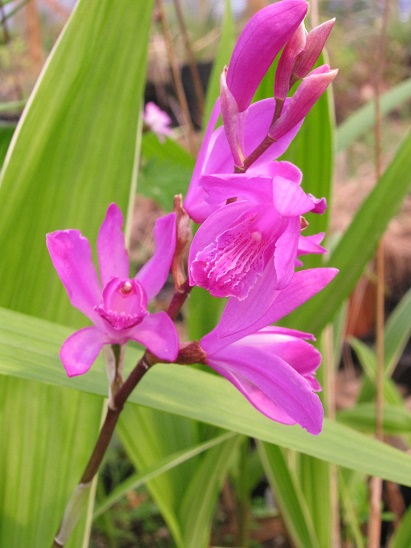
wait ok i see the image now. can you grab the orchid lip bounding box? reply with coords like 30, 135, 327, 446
95, 278, 149, 331
190, 213, 270, 300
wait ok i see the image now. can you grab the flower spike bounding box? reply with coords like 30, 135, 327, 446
226, 0, 308, 112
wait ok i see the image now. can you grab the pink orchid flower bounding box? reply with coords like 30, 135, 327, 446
143, 102, 172, 142
188, 161, 326, 308
184, 99, 303, 224
46, 204, 179, 376
200, 267, 338, 434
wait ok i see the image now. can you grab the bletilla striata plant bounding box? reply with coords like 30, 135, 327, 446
49, 0, 337, 437
49, 3, 337, 542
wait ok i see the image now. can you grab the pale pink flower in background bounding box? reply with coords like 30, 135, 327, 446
47, 204, 178, 376
143, 101, 172, 142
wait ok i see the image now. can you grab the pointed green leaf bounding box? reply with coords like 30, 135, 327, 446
384, 287, 411, 375
337, 403, 411, 434
390, 504, 411, 548
257, 442, 319, 548
2, 307, 411, 486
0, 0, 155, 545
0, 376, 102, 547
337, 78, 411, 152
0, 0, 154, 326
94, 431, 237, 519
178, 436, 242, 548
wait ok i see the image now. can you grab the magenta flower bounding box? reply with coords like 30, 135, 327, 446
199, 267, 338, 434
143, 102, 172, 142
188, 161, 326, 306
184, 99, 303, 223
46, 204, 179, 376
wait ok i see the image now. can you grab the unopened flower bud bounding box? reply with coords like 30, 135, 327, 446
268, 65, 338, 141
275, 23, 306, 101
291, 19, 335, 85
220, 67, 244, 167
226, 0, 308, 112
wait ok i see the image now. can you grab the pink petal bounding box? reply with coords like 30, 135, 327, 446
298, 233, 326, 256
188, 201, 273, 300
274, 217, 300, 288
254, 160, 302, 184
207, 267, 338, 348
184, 100, 222, 223
60, 326, 107, 377
206, 344, 323, 434
273, 178, 316, 216
46, 230, 101, 322
201, 172, 273, 205
226, 0, 308, 112
97, 203, 129, 287
188, 201, 252, 275
308, 194, 327, 214
214, 261, 280, 339
136, 213, 176, 302
238, 328, 322, 391
263, 267, 339, 324
129, 311, 179, 361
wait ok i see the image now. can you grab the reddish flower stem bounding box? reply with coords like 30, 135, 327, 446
167, 278, 192, 321
235, 134, 277, 173
52, 280, 192, 547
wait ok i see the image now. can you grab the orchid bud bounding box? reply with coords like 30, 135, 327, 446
226, 0, 308, 112
275, 22, 306, 101
220, 67, 244, 167
268, 65, 338, 141
291, 19, 335, 85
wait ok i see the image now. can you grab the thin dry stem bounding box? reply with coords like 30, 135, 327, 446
156, 0, 198, 155
323, 326, 341, 548
309, 0, 319, 28
367, 0, 389, 545
173, 0, 205, 119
